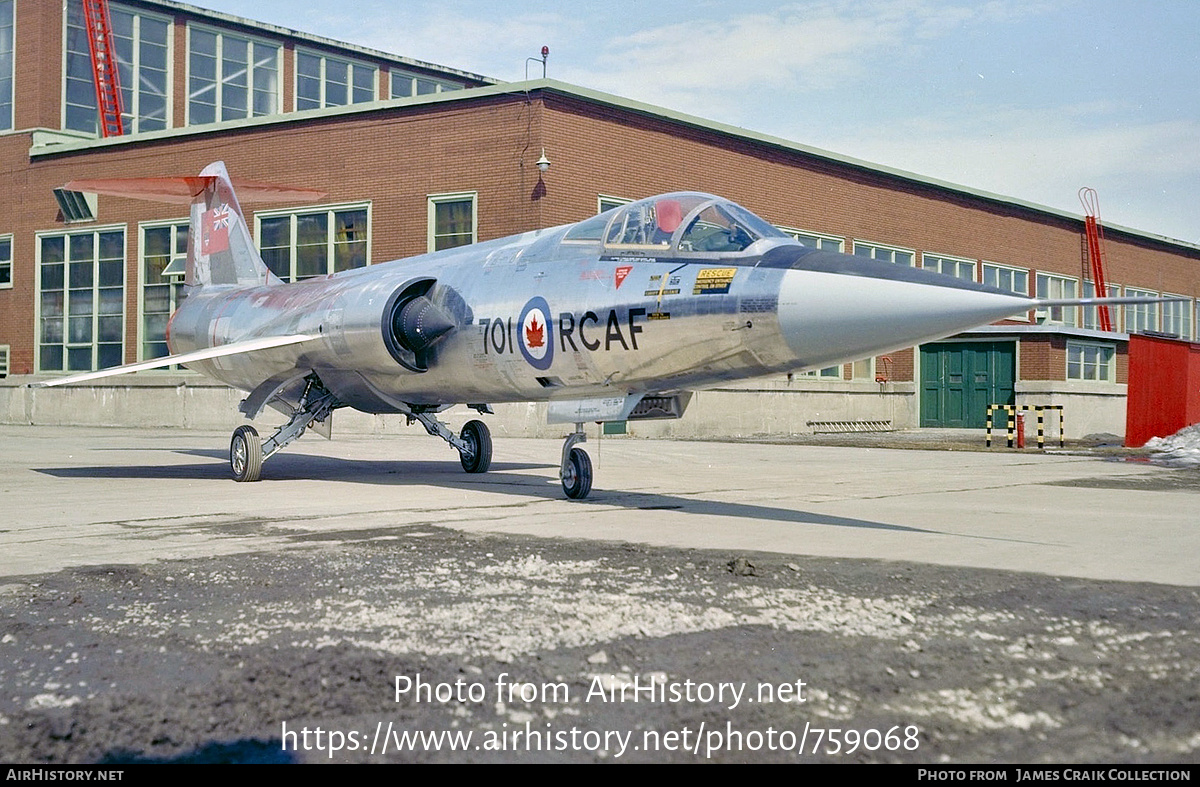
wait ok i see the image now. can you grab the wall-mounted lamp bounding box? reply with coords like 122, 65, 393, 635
535, 148, 551, 173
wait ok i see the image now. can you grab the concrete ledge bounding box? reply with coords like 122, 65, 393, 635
1, 374, 923, 438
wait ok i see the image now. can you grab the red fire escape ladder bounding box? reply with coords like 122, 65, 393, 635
1079, 187, 1112, 332
81, 0, 125, 137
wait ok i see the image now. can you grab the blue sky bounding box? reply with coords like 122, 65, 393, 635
190, 0, 1200, 243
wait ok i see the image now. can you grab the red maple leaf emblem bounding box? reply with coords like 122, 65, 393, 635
525, 314, 545, 348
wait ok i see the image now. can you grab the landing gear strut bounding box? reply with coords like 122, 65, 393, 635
229, 373, 338, 481
560, 423, 593, 500
405, 408, 492, 474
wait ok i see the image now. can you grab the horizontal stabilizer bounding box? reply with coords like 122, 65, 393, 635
29, 334, 318, 388
60, 176, 325, 205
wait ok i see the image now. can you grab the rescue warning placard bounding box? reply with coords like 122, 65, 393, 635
694, 268, 737, 295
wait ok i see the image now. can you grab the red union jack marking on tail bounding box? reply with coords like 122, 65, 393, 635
201, 205, 235, 254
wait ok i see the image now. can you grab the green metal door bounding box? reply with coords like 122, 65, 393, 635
920, 342, 1015, 428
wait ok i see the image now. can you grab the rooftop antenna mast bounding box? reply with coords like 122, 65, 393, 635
525, 46, 549, 81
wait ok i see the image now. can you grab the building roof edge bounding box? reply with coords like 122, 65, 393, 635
29, 73, 1200, 255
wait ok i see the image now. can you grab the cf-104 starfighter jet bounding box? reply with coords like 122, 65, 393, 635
35, 162, 1155, 499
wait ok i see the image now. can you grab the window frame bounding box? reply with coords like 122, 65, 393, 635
800, 365, 843, 379
427, 192, 477, 252
852, 239, 915, 267
597, 195, 631, 214
777, 226, 845, 252
1035, 272, 1080, 327
137, 219, 189, 364
1081, 280, 1121, 333
253, 202, 372, 282
295, 48, 377, 110
0, 344, 8, 378
35, 224, 127, 374
0, 232, 11, 289
1066, 340, 1116, 383
981, 261, 1030, 322
850, 357, 875, 380
0, 0, 13, 132
1161, 294, 1193, 341
921, 252, 977, 282
1124, 286, 1160, 335
389, 69, 459, 98
63, 0, 172, 135
186, 23, 282, 125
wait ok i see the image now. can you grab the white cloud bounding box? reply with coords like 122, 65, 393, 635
814, 106, 1200, 241
335, 9, 580, 79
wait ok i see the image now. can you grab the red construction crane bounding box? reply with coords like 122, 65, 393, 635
1079, 187, 1112, 332
81, 0, 125, 137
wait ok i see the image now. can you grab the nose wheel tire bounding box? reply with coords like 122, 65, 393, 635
459, 419, 492, 473
230, 425, 263, 482
561, 446, 592, 500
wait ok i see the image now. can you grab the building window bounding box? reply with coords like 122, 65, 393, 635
0, 0, 12, 131
0, 233, 11, 288
296, 50, 376, 110
256, 204, 369, 282
779, 227, 844, 252
65, 1, 170, 135
853, 240, 914, 267
389, 69, 459, 98
1124, 287, 1159, 335
982, 262, 1029, 296
850, 358, 875, 380
922, 253, 976, 281
1162, 295, 1192, 340
428, 193, 476, 252
1035, 273, 1079, 327
1067, 341, 1115, 382
1081, 281, 1121, 332
801, 366, 842, 379
140, 222, 189, 362
598, 195, 631, 214
37, 228, 125, 372
188, 27, 280, 124
0, 344, 8, 377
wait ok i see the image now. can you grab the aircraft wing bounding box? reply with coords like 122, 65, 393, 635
29, 334, 318, 388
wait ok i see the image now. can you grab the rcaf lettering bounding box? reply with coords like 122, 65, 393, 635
562, 308, 644, 352
579, 311, 601, 351
483, 309, 645, 355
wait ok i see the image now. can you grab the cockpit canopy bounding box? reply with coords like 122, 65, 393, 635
562, 192, 788, 255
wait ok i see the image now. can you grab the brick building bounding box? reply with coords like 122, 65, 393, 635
2, 0, 1198, 438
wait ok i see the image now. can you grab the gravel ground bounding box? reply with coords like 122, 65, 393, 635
1, 527, 1197, 764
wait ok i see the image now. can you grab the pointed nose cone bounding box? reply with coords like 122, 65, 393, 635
775, 251, 1033, 365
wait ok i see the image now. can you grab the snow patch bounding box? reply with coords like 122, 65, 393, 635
1145, 423, 1200, 467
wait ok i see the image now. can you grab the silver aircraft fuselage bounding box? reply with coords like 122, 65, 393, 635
42, 165, 1168, 496
167, 192, 1034, 414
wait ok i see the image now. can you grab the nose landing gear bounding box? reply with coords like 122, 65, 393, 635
560, 423, 593, 500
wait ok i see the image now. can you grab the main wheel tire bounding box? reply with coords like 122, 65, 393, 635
459, 419, 492, 473
561, 446, 592, 500
230, 425, 263, 482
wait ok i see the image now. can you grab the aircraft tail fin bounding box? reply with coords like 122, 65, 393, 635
62, 161, 324, 288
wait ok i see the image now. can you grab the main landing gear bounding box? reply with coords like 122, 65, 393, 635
405, 408, 493, 475
229, 373, 338, 482
560, 423, 593, 500
228, 388, 495, 482
228, 377, 591, 500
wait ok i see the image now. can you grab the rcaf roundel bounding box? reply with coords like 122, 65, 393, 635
518, 296, 554, 370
